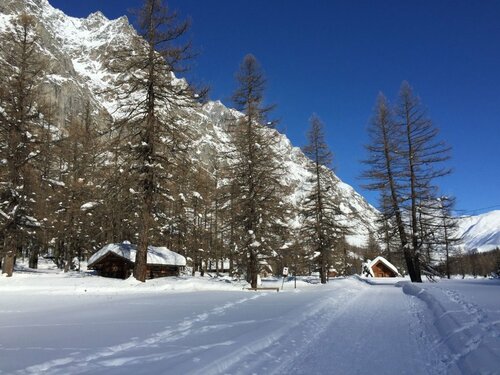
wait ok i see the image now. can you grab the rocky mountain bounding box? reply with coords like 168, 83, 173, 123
457, 211, 500, 253
0, 0, 380, 247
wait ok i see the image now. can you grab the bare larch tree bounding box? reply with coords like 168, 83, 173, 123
0, 13, 44, 276
363, 84, 452, 282
396, 82, 451, 281
362, 93, 419, 281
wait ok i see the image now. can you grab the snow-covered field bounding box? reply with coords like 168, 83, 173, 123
1, 266, 499, 374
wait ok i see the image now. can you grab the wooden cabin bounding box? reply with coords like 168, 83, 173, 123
259, 261, 273, 278
366, 256, 400, 278
87, 243, 186, 279
328, 268, 338, 278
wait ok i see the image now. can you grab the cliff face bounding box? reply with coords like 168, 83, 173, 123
0, 0, 380, 246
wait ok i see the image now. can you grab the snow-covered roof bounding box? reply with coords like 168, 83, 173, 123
88, 243, 186, 267
258, 260, 273, 272
366, 256, 400, 277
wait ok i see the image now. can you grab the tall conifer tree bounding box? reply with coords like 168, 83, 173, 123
106, 0, 199, 281
228, 54, 288, 288
302, 114, 346, 284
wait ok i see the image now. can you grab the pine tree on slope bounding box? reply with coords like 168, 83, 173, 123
227, 54, 288, 288
105, 0, 200, 281
301, 114, 346, 284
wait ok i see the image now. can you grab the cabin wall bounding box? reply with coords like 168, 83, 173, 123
89, 253, 132, 279
147, 265, 183, 279
328, 270, 338, 278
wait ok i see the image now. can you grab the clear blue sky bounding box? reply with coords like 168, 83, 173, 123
49, 0, 500, 215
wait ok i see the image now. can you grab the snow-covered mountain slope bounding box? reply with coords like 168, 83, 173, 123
194, 101, 380, 246
0, 0, 380, 246
457, 210, 500, 253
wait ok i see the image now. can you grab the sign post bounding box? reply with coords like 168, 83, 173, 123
282, 267, 289, 290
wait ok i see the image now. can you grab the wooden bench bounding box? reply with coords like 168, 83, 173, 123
246, 287, 279, 292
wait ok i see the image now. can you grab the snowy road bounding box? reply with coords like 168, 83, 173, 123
1, 277, 499, 374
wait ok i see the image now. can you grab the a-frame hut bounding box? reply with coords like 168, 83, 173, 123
366, 256, 400, 277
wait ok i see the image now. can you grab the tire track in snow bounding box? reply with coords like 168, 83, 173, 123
434, 286, 500, 372
277, 283, 440, 375
17, 293, 264, 375
440, 287, 499, 336
405, 291, 449, 374
191, 282, 365, 375
399, 282, 500, 374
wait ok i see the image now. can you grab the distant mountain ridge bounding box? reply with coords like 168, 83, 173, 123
0, 0, 380, 246
457, 210, 500, 253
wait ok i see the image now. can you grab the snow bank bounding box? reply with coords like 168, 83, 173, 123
0, 269, 249, 295
353, 274, 407, 285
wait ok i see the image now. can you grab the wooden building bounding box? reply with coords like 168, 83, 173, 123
259, 260, 273, 278
328, 268, 338, 278
365, 256, 400, 278
87, 243, 186, 279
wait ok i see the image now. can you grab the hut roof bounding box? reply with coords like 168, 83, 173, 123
366, 256, 400, 277
88, 243, 186, 268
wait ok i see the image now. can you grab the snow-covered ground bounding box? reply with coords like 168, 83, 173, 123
1, 267, 499, 374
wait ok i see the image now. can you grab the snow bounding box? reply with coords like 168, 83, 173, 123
1, 2, 498, 370
457, 210, 500, 252
1, 267, 499, 374
88, 243, 186, 267
199, 97, 380, 247
45, 74, 70, 84
47, 178, 65, 187
5, 0, 383, 250
398, 279, 500, 373
80, 201, 99, 211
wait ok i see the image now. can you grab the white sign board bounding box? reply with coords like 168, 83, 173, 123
282, 267, 289, 276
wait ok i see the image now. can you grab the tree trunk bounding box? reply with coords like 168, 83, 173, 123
319, 249, 327, 284
28, 247, 39, 269
249, 251, 258, 288
402, 246, 416, 281
320, 264, 327, 284
2, 253, 15, 277
64, 240, 72, 272
2, 234, 16, 277
444, 224, 450, 279
134, 197, 151, 282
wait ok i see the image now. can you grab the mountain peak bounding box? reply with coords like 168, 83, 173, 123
86, 11, 109, 23
0, 0, 381, 248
